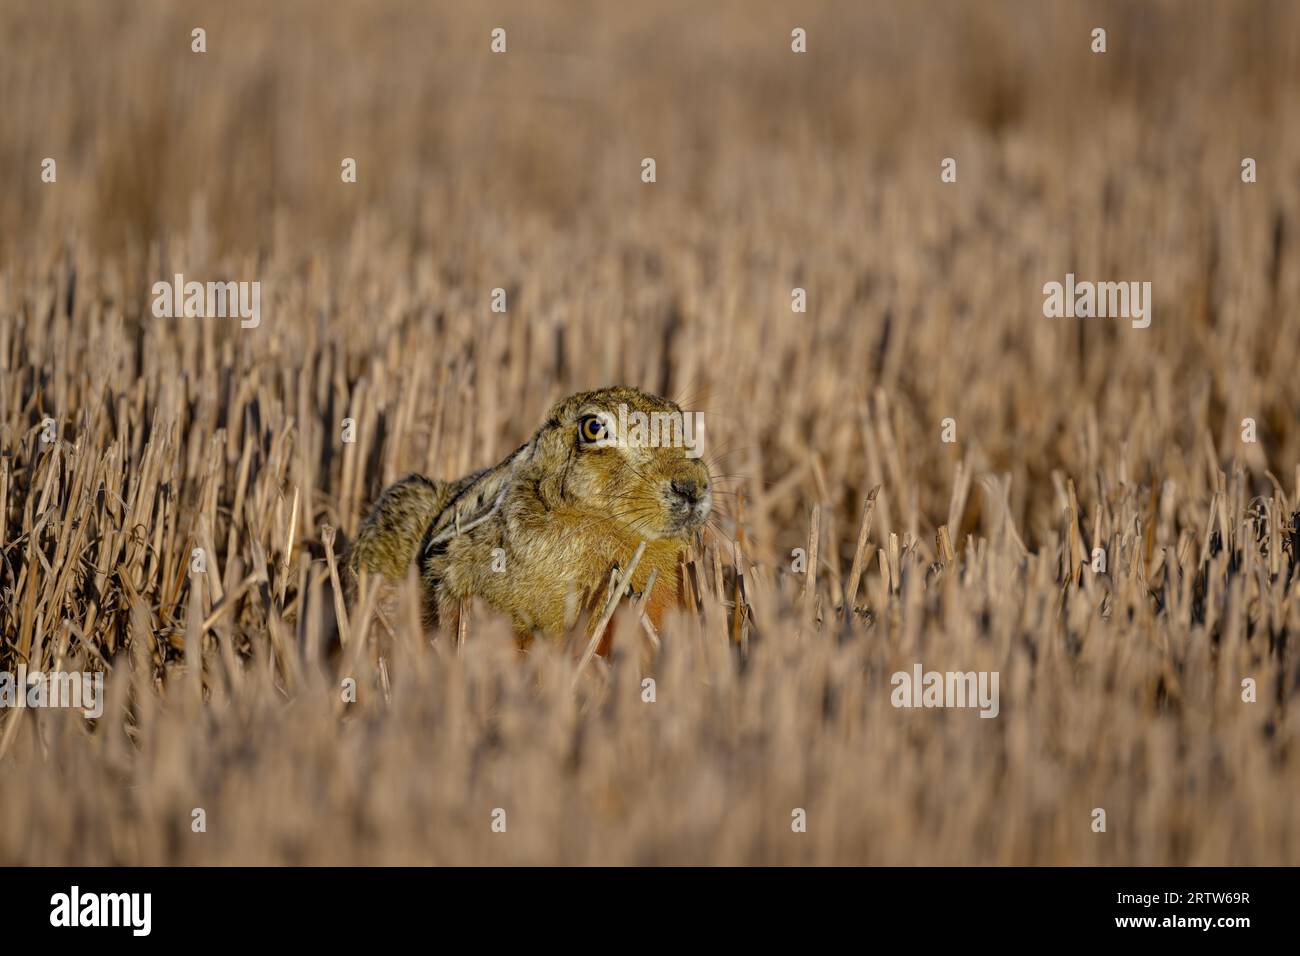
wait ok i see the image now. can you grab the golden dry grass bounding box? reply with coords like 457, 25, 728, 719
1, 0, 1299, 864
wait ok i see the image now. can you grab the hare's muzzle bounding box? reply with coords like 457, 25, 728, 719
665, 476, 712, 533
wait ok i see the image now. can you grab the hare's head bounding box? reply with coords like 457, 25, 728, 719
526, 386, 712, 541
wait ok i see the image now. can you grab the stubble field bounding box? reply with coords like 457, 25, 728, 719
1, 0, 1299, 864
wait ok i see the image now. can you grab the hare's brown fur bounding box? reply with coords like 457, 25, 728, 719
349, 386, 711, 642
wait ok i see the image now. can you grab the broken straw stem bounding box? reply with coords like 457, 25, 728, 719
573, 540, 647, 686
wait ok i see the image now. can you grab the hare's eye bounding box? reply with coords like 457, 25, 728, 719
579, 415, 607, 444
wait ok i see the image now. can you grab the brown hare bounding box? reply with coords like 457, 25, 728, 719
348, 386, 711, 646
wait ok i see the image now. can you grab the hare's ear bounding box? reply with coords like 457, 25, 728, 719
422, 441, 534, 556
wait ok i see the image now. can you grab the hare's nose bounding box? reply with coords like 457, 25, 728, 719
670, 477, 707, 504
